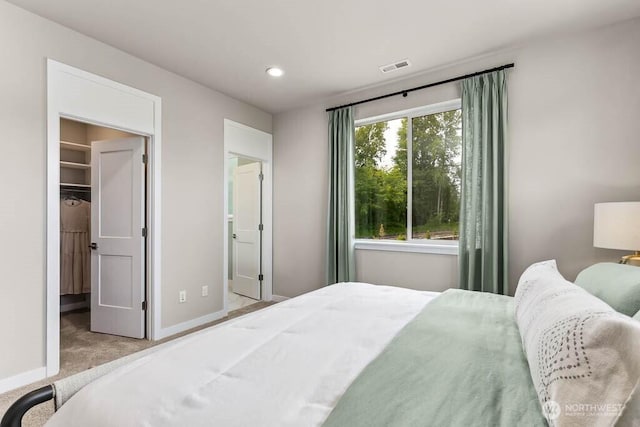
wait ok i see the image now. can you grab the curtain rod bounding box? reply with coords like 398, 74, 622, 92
326, 63, 514, 112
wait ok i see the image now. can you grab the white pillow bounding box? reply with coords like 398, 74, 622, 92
515, 260, 640, 427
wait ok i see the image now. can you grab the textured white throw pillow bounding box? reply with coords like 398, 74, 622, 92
515, 260, 640, 427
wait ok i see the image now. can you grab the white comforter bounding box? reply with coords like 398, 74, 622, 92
47, 283, 438, 427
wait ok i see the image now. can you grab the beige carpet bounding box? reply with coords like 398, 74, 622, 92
0, 301, 274, 426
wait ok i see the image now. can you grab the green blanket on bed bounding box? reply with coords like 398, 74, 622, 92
323, 289, 547, 427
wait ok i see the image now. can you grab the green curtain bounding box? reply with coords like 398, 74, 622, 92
459, 70, 508, 294
327, 107, 356, 284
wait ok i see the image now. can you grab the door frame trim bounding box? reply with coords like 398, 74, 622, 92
223, 120, 273, 311
46, 60, 162, 377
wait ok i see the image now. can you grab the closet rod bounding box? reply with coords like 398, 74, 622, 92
326, 63, 514, 112
60, 188, 91, 193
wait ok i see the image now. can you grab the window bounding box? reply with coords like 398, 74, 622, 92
354, 100, 462, 245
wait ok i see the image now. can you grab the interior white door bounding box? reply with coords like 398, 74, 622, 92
232, 161, 261, 300
91, 137, 145, 338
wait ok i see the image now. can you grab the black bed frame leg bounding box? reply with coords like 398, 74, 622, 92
0, 385, 54, 427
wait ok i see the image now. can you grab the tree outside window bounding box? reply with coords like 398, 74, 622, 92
354, 106, 461, 241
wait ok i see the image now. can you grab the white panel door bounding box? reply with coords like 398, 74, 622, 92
232, 162, 261, 300
91, 137, 145, 338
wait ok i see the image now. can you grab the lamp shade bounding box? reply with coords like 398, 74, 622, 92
593, 202, 640, 251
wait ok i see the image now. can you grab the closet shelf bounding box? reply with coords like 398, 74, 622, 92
60, 141, 91, 151
60, 161, 91, 170
61, 183, 91, 188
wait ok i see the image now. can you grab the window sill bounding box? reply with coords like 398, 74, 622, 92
354, 240, 458, 256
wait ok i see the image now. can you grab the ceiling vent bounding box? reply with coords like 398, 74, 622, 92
379, 59, 411, 74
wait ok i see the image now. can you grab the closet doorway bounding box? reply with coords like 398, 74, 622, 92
59, 118, 148, 341
47, 59, 162, 379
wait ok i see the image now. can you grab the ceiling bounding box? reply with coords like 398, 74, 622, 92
9, 0, 640, 113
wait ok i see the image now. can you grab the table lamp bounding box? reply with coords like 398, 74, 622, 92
594, 202, 640, 265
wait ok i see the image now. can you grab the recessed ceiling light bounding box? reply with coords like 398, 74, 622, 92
266, 67, 284, 77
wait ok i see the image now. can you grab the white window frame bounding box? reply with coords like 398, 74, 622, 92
353, 99, 461, 255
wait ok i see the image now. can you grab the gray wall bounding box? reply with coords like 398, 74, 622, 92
273, 18, 640, 298
356, 251, 458, 292
273, 106, 329, 297
0, 1, 271, 381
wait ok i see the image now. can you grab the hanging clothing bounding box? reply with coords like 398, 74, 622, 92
60, 199, 91, 295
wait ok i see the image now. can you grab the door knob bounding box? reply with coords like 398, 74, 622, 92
232, 234, 237, 239
89, 242, 98, 250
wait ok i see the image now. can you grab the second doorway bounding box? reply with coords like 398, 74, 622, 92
228, 155, 262, 311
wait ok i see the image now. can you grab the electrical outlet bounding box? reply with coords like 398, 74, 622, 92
201, 285, 209, 297
179, 290, 187, 303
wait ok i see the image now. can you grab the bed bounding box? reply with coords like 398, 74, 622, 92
3, 262, 640, 427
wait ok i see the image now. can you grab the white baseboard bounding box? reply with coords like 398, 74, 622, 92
0, 366, 47, 394
155, 309, 226, 340
271, 294, 289, 302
